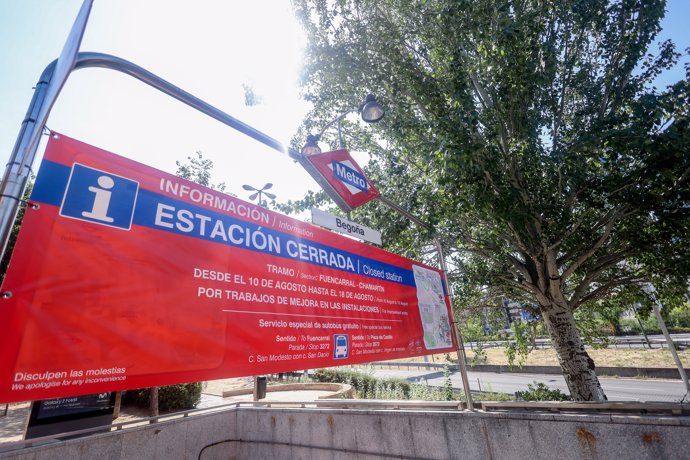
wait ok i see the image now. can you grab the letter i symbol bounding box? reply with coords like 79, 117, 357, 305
82, 176, 115, 223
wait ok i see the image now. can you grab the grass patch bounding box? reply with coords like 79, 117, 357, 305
461, 347, 690, 368
401, 347, 690, 368
318, 367, 516, 402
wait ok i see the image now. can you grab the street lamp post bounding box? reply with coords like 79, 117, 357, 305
302, 98, 474, 410
301, 94, 385, 221
300, 94, 384, 156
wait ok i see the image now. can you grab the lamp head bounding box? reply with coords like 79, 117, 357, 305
301, 134, 322, 156
360, 94, 385, 123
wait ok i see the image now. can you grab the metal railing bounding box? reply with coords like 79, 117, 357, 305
465, 336, 690, 350
2, 397, 688, 454
479, 400, 690, 415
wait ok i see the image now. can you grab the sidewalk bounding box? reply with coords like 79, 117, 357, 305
0, 403, 30, 443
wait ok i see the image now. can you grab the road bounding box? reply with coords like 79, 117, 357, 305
371, 368, 689, 402
466, 333, 690, 350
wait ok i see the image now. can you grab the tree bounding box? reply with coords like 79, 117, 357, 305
175, 151, 226, 192
242, 83, 263, 107
0, 180, 33, 283
293, 0, 689, 400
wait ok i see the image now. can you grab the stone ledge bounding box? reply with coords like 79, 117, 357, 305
222, 382, 353, 399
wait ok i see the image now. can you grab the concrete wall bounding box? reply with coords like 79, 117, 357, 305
0, 410, 238, 460
2, 406, 689, 459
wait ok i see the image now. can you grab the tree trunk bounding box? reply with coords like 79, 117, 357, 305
542, 304, 607, 401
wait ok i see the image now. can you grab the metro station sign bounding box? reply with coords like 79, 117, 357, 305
305, 150, 380, 210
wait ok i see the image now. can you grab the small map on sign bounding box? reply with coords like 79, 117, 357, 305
412, 265, 453, 350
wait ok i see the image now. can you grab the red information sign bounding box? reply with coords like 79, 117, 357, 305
0, 134, 456, 403
306, 149, 380, 210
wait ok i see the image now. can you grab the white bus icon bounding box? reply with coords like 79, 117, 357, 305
334, 335, 348, 359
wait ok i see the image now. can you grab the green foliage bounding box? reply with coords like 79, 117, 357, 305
293, 0, 690, 399
124, 383, 203, 412
595, 298, 629, 335
407, 382, 436, 400
505, 321, 531, 368
669, 304, 690, 328
620, 306, 690, 334
316, 367, 518, 401
574, 308, 613, 349
275, 190, 330, 216
476, 391, 514, 402
409, 381, 460, 401
314, 368, 411, 398
515, 382, 570, 401
461, 317, 486, 344
470, 342, 488, 367
314, 367, 466, 401
460, 316, 489, 366
0, 180, 33, 282
175, 151, 226, 192
241, 83, 263, 107
295, 0, 690, 308
442, 365, 454, 400
618, 318, 645, 334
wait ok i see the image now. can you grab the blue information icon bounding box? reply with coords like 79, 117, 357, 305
333, 334, 349, 359
60, 163, 139, 230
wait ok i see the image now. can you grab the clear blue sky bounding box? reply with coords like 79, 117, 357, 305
0, 1, 314, 204
0, 1, 688, 206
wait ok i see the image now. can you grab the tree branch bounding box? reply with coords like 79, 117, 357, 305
560, 207, 623, 281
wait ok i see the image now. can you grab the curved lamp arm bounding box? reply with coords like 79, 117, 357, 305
317, 108, 359, 149
304, 94, 385, 155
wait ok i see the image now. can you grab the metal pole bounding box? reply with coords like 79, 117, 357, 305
633, 303, 652, 349
0, 0, 93, 263
73, 54, 302, 161
432, 236, 475, 410
0, 61, 56, 263
652, 304, 690, 397
643, 284, 690, 400
317, 109, 357, 144
337, 116, 343, 149
376, 195, 474, 409
70, 53, 352, 212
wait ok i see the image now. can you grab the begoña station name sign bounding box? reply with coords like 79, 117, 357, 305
311, 208, 382, 245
